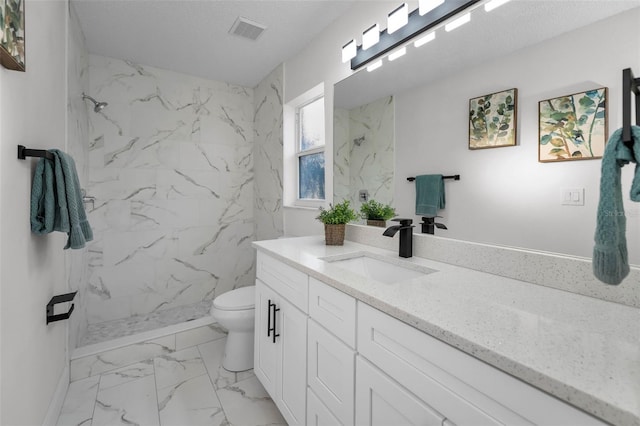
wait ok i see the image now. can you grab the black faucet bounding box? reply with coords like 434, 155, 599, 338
421, 216, 448, 235
383, 218, 414, 258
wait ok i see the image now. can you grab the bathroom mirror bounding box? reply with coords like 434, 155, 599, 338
333, 1, 640, 263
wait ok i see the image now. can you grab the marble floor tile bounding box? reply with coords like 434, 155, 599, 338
157, 373, 227, 426
198, 338, 254, 389
56, 376, 100, 426
216, 376, 286, 426
175, 323, 226, 350
99, 360, 154, 390
153, 346, 208, 390
92, 375, 160, 426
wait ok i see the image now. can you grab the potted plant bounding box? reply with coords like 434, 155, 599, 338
360, 199, 396, 227
316, 200, 358, 245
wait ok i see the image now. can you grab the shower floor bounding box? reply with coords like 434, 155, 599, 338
80, 301, 213, 347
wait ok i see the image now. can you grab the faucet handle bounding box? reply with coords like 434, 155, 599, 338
392, 218, 413, 226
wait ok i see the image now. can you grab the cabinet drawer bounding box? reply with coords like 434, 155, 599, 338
309, 278, 356, 348
355, 356, 445, 426
357, 302, 605, 426
256, 251, 309, 313
308, 319, 355, 425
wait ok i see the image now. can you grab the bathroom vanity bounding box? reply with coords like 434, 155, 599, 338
252, 235, 639, 426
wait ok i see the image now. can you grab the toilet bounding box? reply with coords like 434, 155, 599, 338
210, 286, 256, 372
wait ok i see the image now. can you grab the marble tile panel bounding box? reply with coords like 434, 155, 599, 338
98, 360, 154, 390
255, 198, 284, 241
87, 260, 156, 300
153, 346, 208, 390
92, 376, 160, 426
157, 374, 227, 426
104, 134, 182, 170
71, 335, 175, 381
128, 280, 216, 315
130, 198, 199, 230
85, 296, 132, 324
197, 338, 254, 390
89, 168, 157, 201
216, 376, 286, 426
55, 375, 100, 426
103, 229, 178, 267
175, 323, 226, 351
179, 142, 253, 173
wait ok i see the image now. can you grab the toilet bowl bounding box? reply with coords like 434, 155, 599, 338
210, 286, 255, 372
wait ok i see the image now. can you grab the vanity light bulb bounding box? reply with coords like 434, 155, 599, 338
367, 60, 383, 72
362, 23, 380, 50
414, 31, 436, 47
387, 3, 408, 34
419, 0, 445, 16
388, 47, 406, 61
445, 12, 470, 32
342, 40, 357, 63
484, 0, 511, 12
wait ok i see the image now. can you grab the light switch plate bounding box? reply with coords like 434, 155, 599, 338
561, 187, 584, 206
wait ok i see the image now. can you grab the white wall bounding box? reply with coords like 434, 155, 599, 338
393, 9, 640, 262
0, 1, 70, 424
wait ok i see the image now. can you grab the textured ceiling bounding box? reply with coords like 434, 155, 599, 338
335, 0, 640, 109
72, 0, 358, 88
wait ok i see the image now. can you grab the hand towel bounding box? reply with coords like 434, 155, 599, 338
593, 125, 640, 285
415, 174, 445, 217
30, 150, 93, 249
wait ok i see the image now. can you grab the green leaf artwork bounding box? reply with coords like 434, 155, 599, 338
1, 0, 25, 71
469, 88, 517, 149
538, 88, 607, 162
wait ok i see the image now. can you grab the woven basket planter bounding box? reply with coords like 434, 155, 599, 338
366, 219, 387, 228
324, 224, 346, 245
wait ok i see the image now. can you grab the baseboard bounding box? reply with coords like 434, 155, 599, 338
42, 364, 69, 426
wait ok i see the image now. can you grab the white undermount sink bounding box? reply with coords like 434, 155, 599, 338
322, 252, 437, 284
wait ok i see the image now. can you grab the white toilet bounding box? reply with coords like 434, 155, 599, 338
210, 286, 256, 372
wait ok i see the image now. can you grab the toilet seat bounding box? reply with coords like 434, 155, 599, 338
213, 286, 255, 311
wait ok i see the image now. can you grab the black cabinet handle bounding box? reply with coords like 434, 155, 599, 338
272, 303, 280, 344
267, 299, 274, 338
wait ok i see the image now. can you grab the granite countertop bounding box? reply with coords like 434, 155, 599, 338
253, 236, 640, 426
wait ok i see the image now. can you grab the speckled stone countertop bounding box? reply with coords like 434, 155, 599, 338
253, 236, 640, 426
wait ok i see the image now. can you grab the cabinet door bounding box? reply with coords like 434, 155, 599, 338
276, 297, 307, 425
308, 388, 345, 426
307, 319, 355, 425
355, 356, 445, 426
254, 280, 279, 396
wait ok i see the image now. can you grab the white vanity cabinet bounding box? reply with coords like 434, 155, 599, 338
255, 253, 308, 426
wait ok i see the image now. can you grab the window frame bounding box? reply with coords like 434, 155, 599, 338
294, 94, 326, 207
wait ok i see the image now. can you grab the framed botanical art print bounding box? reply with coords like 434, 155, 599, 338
538, 88, 607, 162
1, 0, 25, 71
469, 88, 517, 149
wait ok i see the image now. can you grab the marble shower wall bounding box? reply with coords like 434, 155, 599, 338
253, 65, 284, 240
85, 55, 255, 325
66, 3, 91, 348
334, 96, 395, 209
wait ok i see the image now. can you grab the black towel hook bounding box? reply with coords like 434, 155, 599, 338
17, 145, 54, 161
622, 68, 640, 149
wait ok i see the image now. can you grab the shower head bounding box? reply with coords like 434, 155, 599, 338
82, 93, 108, 113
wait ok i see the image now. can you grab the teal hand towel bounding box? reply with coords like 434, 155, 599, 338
415, 174, 445, 217
30, 150, 93, 249
593, 125, 640, 285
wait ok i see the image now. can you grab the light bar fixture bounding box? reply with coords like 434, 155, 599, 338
414, 31, 436, 48
445, 12, 470, 31
419, 0, 445, 16
388, 47, 407, 61
362, 23, 380, 50
346, 0, 481, 70
342, 39, 356, 63
484, 0, 510, 12
387, 3, 409, 34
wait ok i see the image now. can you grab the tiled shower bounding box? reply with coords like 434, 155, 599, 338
67, 8, 283, 350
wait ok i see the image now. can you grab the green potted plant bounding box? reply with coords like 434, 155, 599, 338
316, 200, 358, 245
360, 199, 396, 227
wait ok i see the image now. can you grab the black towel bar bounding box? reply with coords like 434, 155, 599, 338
407, 175, 460, 182
622, 68, 640, 148
17, 145, 54, 161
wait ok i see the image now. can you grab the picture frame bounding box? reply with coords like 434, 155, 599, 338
1, 0, 25, 72
538, 87, 608, 162
469, 88, 517, 149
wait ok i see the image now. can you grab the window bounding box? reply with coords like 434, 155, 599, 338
296, 96, 325, 201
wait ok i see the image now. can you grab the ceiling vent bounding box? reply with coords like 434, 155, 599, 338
229, 17, 267, 41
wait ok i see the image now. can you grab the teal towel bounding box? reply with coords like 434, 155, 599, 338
593, 126, 640, 285
30, 150, 93, 249
415, 174, 445, 217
